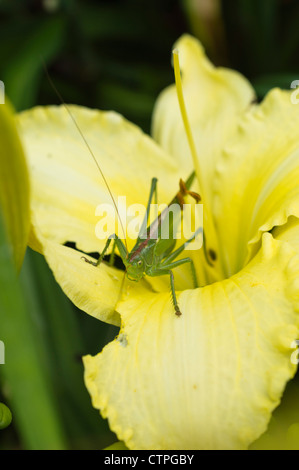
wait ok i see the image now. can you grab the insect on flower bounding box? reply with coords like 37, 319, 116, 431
19, 34, 299, 450
44, 52, 203, 316
83, 172, 202, 316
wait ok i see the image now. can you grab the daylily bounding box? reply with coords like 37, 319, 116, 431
16, 35, 299, 450
0, 100, 30, 270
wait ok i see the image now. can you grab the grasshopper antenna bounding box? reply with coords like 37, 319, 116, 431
41, 58, 128, 251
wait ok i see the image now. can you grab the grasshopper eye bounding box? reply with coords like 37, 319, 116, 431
135, 259, 144, 270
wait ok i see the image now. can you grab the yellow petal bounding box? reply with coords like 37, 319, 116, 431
17, 105, 181, 254
214, 89, 299, 278
41, 235, 124, 325
152, 34, 255, 202
0, 100, 30, 269
273, 216, 299, 253
250, 379, 299, 450
17, 105, 196, 323
83, 234, 299, 449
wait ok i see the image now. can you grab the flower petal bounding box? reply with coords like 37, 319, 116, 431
17, 105, 181, 254
250, 378, 299, 450
273, 216, 299, 253
214, 89, 299, 277
0, 101, 30, 269
152, 34, 255, 202
41, 236, 124, 325
83, 234, 299, 449
17, 105, 195, 323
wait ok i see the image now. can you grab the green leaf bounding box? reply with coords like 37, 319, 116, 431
252, 73, 299, 98
104, 441, 128, 450
3, 16, 66, 111
20, 249, 116, 446
0, 103, 67, 449
0, 210, 68, 449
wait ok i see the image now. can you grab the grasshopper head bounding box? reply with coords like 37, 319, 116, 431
125, 258, 145, 282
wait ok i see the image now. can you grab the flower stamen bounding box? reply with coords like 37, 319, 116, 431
173, 49, 202, 191
173, 48, 219, 273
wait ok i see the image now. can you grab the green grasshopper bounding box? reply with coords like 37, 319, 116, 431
44, 61, 202, 316
83, 172, 202, 316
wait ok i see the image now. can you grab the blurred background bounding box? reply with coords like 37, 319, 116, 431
1, 0, 299, 450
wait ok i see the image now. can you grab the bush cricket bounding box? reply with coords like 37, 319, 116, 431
44, 54, 203, 316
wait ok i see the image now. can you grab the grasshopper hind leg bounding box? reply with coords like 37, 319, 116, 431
150, 255, 199, 316
149, 266, 183, 316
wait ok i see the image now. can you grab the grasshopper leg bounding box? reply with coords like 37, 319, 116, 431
137, 177, 158, 241
169, 270, 182, 316
150, 267, 182, 316
162, 254, 199, 288
150, 256, 199, 315
96, 234, 128, 267
81, 256, 97, 266
81, 234, 122, 268
96, 236, 113, 266
81, 237, 112, 266
109, 236, 117, 266
148, 266, 182, 316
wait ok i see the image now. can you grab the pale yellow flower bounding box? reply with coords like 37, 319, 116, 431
0, 100, 30, 269
17, 35, 299, 449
